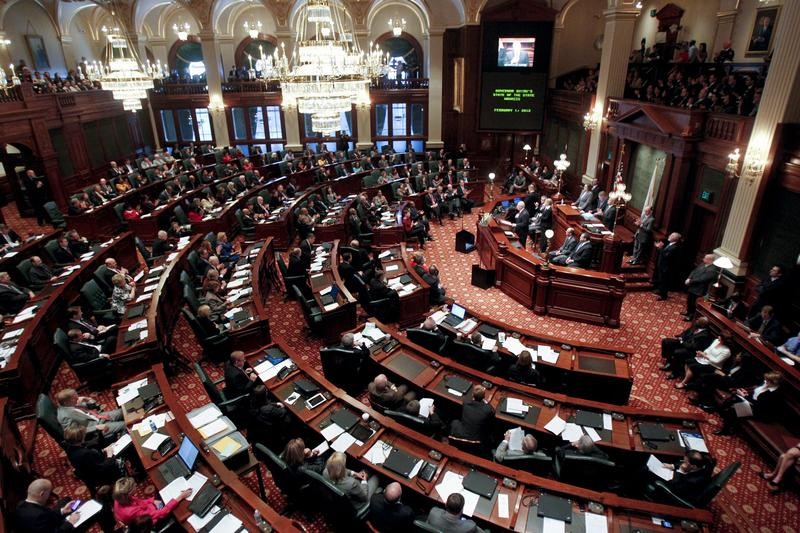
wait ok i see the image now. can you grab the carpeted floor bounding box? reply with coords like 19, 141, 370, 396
5, 202, 798, 533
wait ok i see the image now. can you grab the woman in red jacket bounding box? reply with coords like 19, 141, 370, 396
112, 477, 191, 526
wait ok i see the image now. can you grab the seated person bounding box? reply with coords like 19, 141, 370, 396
196, 304, 224, 336
717, 291, 747, 320
655, 451, 714, 503
449, 385, 495, 445
660, 317, 715, 378
760, 442, 800, 493
323, 452, 379, 507
67, 306, 116, 354
15, 478, 81, 532
687, 352, 756, 409
427, 493, 486, 533
247, 385, 292, 447
368, 374, 414, 410
549, 227, 578, 261
401, 399, 446, 436
66, 328, 110, 364
777, 330, 800, 364
121, 202, 140, 221
56, 388, 124, 439
0, 224, 20, 251
63, 424, 122, 488
282, 437, 325, 474
151, 230, 175, 257
200, 279, 230, 321
224, 350, 259, 398
421, 265, 447, 305
715, 371, 784, 436
455, 331, 502, 371
507, 350, 540, 385
495, 430, 539, 462
110, 274, 135, 316
66, 230, 92, 256
550, 232, 593, 268
674, 332, 733, 389
746, 305, 785, 346
112, 477, 191, 526
559, 434, 609, 460
369, 482, 415, 533
0, 271, 34, 315
28, 256, 58, 288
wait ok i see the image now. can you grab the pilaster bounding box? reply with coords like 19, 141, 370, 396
197, 30, 230, 147
426, 30, 444, 149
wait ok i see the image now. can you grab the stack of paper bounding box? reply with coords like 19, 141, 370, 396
331, 432, 357, 452
136, 293, 153, 303
188, 405, 222, 428
209, 514, 242, 533
364, 440, 390, 465
419, 398, 435, 418
188, 507, 221, 530
543, 517, 566, 533
544, 415, 567, 435
227, 278, 246, 290
128, 319, 148, 331
259, 359, 293, 381
502, 337, 526, 356
2, 328, 24, 340
107, 434, 133, 456
456, 319, 478, 334
13, 305, 38, 323
198, 418, 229, 439
116, 378, 148, 406
505, 398, 529, 416
538, 345, 560, 364
434, 472, 480, 517
362, 324, 387, 342
561, 423, 584, 442
507, 427, 525, 452
647, 455, 674, 481
585, 512, 609, 533
72, 500, 103, 527
385, 264, 400, 272
378, 250, 393, 259
211, 435, 242, 458
141, 432, 170, 451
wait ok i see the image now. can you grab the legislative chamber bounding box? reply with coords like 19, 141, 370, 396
0, 0, 797, 532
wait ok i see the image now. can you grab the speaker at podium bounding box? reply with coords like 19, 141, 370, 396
455, 230, 475, 253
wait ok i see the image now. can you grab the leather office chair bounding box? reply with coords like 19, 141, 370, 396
186, 250, 203, 281
80, 279, 116, 324
173, 205, 190, 227
554, 450, 618, 491
406, 328, 448, 354
181, 308, 230, 363
112, 202, 128, 232
450, 340, 498, 374
291, 285, 324, 337
44, 239, 72, 267
135, 237, 154, 267
54, 328, 111, 391
194, 363, 249, 424
383, 409, 442, 437
183, 284, 200, 314
320, 346, 367, 394
253, 443, 313, 515
15, 258, 40, 291
646, 461, 740, 509
499, 451, 554, 477
350, 274, 393, 323
179, 270, 193, 289
92, 265, 113, 296
43, 201, 67, 229
413, 519, 443, 533
300, 469, 370, 530
235, 209, 255, 238
277, 254, 307, 300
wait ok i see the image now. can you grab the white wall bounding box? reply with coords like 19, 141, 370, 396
68, 12, 102, 65
555, 0, 605, 77
5, 1, 67, 74
631, 0, 720, 53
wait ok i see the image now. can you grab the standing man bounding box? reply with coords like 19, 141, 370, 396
653, 232, 682, 301
25, 169, 48, 226
538, 198, 553, 252
630, 206, 654, 265
513, 200, 530, 248
683, 254, 718, 320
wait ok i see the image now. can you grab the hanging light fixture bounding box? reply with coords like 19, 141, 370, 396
389, 17, 406, 37
244, 20, 262, 39
262, 0, 387, 135
173, 22, 191, 41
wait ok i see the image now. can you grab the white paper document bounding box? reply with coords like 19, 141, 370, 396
321, 423, 345, 441
312, 441, 330, 456
733, 400, 753, 418
561, 423, 584, 442
364, 440, 390, 465
199, 418, 229, 439
431, 310, 447, 324
434, 471, 480, 517
188, 405, 222, 428
585, 512, 609, 533
187, 506, 221, 531
209, 514, 243, 533
481, 338, 497, 350
331, 432, 357, 452
259, 359, 293, 381
543, 517, 566, 533
538, 345, 560, 364
505, 398, 528, 415
386, 264, 399, 272
508, 427, 524, 452
681, 433, 709, 452
419, 398, 434, 418
602, 413, 613, 430
185, 472, 208, 501
498, 493, 510, 519
159, 476, 189, 503
72, 499, 103, 527
584, 426, 602, 442
544, 415, 567, 435
108, 434, 133, 456
647, 455, 674, 481
141, 431, 170, 451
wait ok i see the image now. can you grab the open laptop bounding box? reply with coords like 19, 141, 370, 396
442, 303, 467, 327
382, 448, 418, 478
158, 435, 199, 483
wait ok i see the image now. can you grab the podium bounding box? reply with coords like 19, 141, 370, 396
455, 230, 475, 253
471, 264, 495, 289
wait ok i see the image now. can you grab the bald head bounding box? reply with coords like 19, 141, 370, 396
668, 232, 682, 243
384, 482, 402, 502
157, 230, 167, 240
422, 317, 436, 331
374, 374, 388, 390
27, 479, 53, 504
703, 254, 715, 265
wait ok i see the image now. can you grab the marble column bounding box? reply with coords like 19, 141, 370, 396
59, 35, 75, 69
198, 30, 230, 147
583, 3, 639, 181
426, 30, 444, 150
714, 0, 800, 275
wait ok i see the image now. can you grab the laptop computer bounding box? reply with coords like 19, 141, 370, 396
382, 448, 418, 478
639, 422, 671, 442
320, 284, 340, 306
477, 323, 500, 339
293, 378, 320, 396
537, 493, 573, 523
574, 409, 604, 430
462, 470, 498, 499
187, 483, 222, 518
444, 375, 472, 395
442, 303, 467, 326
330, 408, 360, 432
158, 436, 199, 483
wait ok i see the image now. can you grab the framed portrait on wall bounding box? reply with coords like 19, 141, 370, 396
25, 35, 50, 70
746, 6, 779, 57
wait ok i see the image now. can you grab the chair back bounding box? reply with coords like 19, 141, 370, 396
193, 363, 225, 406
16, 258, 34, 285
447, 435, 484, 456
695, 461, 740, 507
407, 328, 447, 354
44, 240, 61, 263
300, 469, 369, 527
135, 237, 151, 261
183, 284, 200, 313
44, 202, 66, 228
53, 328, 71, 359
179, 270, 193, 288
112, 203, 127, 225
413, 519, 443, 533
173, 205, 189, 226
253, 444, 311, 502
501, 452, 554, 477
80, 280, 109, 312
451, 340, 495, 372
36, 393, 64, 444
383, 409, 431, 434
186, 250, 202, 278
320, 347, 365, 392
292, 285, 314, 324
92, 265, 112, 295
554, 450, 617, 490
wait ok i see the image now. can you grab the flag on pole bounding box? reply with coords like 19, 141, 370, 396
643, 158, 664, 210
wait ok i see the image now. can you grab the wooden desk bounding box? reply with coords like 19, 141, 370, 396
372, 201, 407, 246
247, 340, 713, 531
476, 202, 626, 327
0, 233, 140, 417
0, 229, 61, 285
552, 204, 632, 274
425, 305, 633, 404
372, 245, 430, 327
309, 240, 358, 344
120, 365, 302, 532
0, 397, 32, 533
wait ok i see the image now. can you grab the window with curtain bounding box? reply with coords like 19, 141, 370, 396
299, 110, 355, 151
161, 110, 177, 142
229, 105, 286, 151
372, 100, 426, 152
195, 109, 213, 141
231, 107, 248, 140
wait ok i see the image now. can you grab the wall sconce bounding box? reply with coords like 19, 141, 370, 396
244, 20, 262, 39
742, 151, 766, 185
389, 18, 406, 37
583, 109, 602, 131
173, 22, 190, 41
522, 144, 531, 163
725, 148, 741, 178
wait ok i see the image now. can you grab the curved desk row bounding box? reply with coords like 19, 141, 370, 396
248, 339, 713, 531
0, 233, 140, 417
121, 364, 302, 533
421, 304, 633, 404
308, 240, 358, 344
370, 322, 704, 461
476, 201, 626, 327
377, 244, 431, 326
0, 228, 61, 285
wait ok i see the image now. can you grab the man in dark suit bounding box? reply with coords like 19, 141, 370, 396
224, 350, 259, 399
630, 206, 654, 264
512, 200, 530, 248
746, 305, 785, 346
602, 199, 618, 230
449, 385, 494, 445
427, 493, 485, 533
68, 307, 117, 354
538, 198, 553, 252
348, 239, 371, 271
368, 373, 413, 410
0, 224, 20, 251
63, 424, 121, 489
683, 254, 718, 320
0, 271, 33, 315
15, 478, 80, 532
715, 371, 784, 435
369, 482, 415, 533
553, 232, 592, 268
151, 230, 174, 258
401, 399, 446, 435
28, 256, 57, 288
337, 252, 357, 289
298, 233, 315, 271
588, 179, 602, 212
66, 329, 109, 364
659, 317, 715, 378
657, 451, 714, 503
53, 237, 77, 264
423, 187, 442, 224
549, 227, 577, 262
747, 264, 787, 319
653, 232, 682, 301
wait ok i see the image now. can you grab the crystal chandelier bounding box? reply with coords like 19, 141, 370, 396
244, 20, 262, 39
389, 18, 406, 37
173, 22, 190, 41
89, 26, 162, 112
262, 0, 387, 135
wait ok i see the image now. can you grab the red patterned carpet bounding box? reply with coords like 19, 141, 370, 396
5, 203, 798, 533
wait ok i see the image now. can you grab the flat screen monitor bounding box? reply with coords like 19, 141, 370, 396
451, 303, 466, 320
178, 436, 199, 470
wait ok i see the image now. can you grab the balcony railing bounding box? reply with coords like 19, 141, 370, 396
151, 80, 208, 96
222, 80, 281, 93
370, 78, 429, 90
0, 85, 24, 104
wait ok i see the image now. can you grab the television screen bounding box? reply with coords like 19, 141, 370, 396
497, 38, 535, 68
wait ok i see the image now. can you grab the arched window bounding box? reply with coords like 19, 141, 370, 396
376, 35, 423, 80
236, 39, 277, 71
169, 41, 204, 79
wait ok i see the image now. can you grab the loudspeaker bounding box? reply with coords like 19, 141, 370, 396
471, 265, 495, 289
455, 230, 475, 253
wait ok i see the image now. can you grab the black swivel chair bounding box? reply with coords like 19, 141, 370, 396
253, 443, 313, 515
383, 409, 443, 438
53, 328, 111, 391
92, 265, 113, 296
80, 279, 116, 324
183, 284, 201, 314
646, 461, 740, 509
406, 328, 448, 354
499, 451, 554, 477
450, 340, 498, 374
413, 519, 443, 533
36, 393, 103, 451
194, 363, 249, 424
112, 202, 128, 232
235, 209, 255, 238
44, 201, 67, 229
181, 308, 230, 363
350, 274, 393, 323
291, 286, 324, 337
554, 450, 618, 491
15, 259, 41, 291
319, 346, 367, 394
135, 236, 155, 267
300, 469, 370, 530
277, 255, 308, 300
